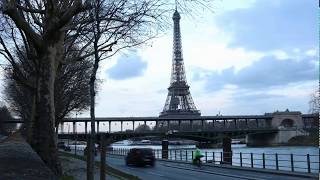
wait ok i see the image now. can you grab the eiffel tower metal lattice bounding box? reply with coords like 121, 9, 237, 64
160, 10, 201, 117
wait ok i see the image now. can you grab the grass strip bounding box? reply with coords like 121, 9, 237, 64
59, 175, 75, 180
59, 151, 140, 180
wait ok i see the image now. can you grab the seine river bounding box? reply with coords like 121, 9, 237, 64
109, 142, 319, 173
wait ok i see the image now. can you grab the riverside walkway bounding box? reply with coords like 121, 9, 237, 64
0, 133, 56, 180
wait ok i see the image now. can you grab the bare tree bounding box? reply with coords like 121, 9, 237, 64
309, 88, 320, 114
0, 0, 211, 176
54, 59, 92, 126
80, 0, 212, 177
0, 0, 91, 174
3, 53, 92, 137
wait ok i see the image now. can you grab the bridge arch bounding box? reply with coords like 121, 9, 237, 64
280, 119, 295, 128
247, 111, 308, 146
271, 111, 304, 128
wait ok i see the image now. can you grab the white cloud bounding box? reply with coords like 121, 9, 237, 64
214, 0, 256, 14
305, 49, 317, 57
90, 1, 315, 117
0, 0, 315, 118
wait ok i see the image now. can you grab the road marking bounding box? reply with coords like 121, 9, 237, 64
161, 164, 267, 180
147, 172, 165, 177
109, 155, 264, 180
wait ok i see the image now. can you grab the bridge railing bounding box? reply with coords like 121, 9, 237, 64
108, 148, 319, 174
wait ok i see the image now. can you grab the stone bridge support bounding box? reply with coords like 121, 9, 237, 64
162, 140, 169, 159
246, 110, 307, 146
222, 137, 232, 164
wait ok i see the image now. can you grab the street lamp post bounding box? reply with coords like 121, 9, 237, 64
75, 112, 78, 155
67, 124, 70, 147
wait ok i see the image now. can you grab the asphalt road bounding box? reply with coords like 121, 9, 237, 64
104, 155, 317, 180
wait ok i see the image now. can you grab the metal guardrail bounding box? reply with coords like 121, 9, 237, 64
109, 148, 320, 174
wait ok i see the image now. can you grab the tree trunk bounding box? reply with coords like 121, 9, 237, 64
87, 46, 99, 180
26, 80, 38, 144
30, 56, 61, 175
30, 37, 64, 175
87, 14, 101, 177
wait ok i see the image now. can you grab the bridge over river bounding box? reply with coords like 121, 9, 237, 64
5, 111, 318, 178
57, 111, 317, 147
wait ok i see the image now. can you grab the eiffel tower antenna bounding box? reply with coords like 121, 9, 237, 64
160, 9, 201, 117
175, 0, 177, 10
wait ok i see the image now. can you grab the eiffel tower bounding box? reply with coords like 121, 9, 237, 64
160, 9, 201, 117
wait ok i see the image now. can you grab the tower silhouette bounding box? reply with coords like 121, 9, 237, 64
160, 10, 200, 117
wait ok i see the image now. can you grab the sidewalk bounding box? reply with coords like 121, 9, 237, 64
0, 133, 56, 180
60, 154, 118, 180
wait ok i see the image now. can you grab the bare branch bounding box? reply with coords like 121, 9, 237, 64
16, 4, 45, 14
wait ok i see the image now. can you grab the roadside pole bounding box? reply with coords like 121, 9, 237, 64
100, 134, 106, 180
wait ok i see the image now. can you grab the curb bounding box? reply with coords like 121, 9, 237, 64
160, 159, 319, 179
108, 153, 318, 179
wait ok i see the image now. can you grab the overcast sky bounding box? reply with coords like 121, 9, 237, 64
0, 0, 318, 119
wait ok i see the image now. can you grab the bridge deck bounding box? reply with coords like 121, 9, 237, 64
5, 113, 317, 123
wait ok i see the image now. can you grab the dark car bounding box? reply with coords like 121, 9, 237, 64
57, 142, 71, 151
125, 148, 155, 167
64, 145, 71, 152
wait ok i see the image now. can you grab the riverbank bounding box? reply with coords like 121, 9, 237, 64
287, 135, 318, 146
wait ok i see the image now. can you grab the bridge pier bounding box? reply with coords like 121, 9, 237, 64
201, 120, 204, 130
162, 140, 169, 159
132, 121, 135, 131
222, 136, 232, 165
85, 122, 87, 134
120, 121, 123, 132
60, 123, 64, 133
109, 121, 111, 133
155, 121, 159, 131
97, 121, 99, 133
73, 122, 76, 134
246, 132, 277, 146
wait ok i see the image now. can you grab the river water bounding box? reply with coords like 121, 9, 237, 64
109, 141, 319, 174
